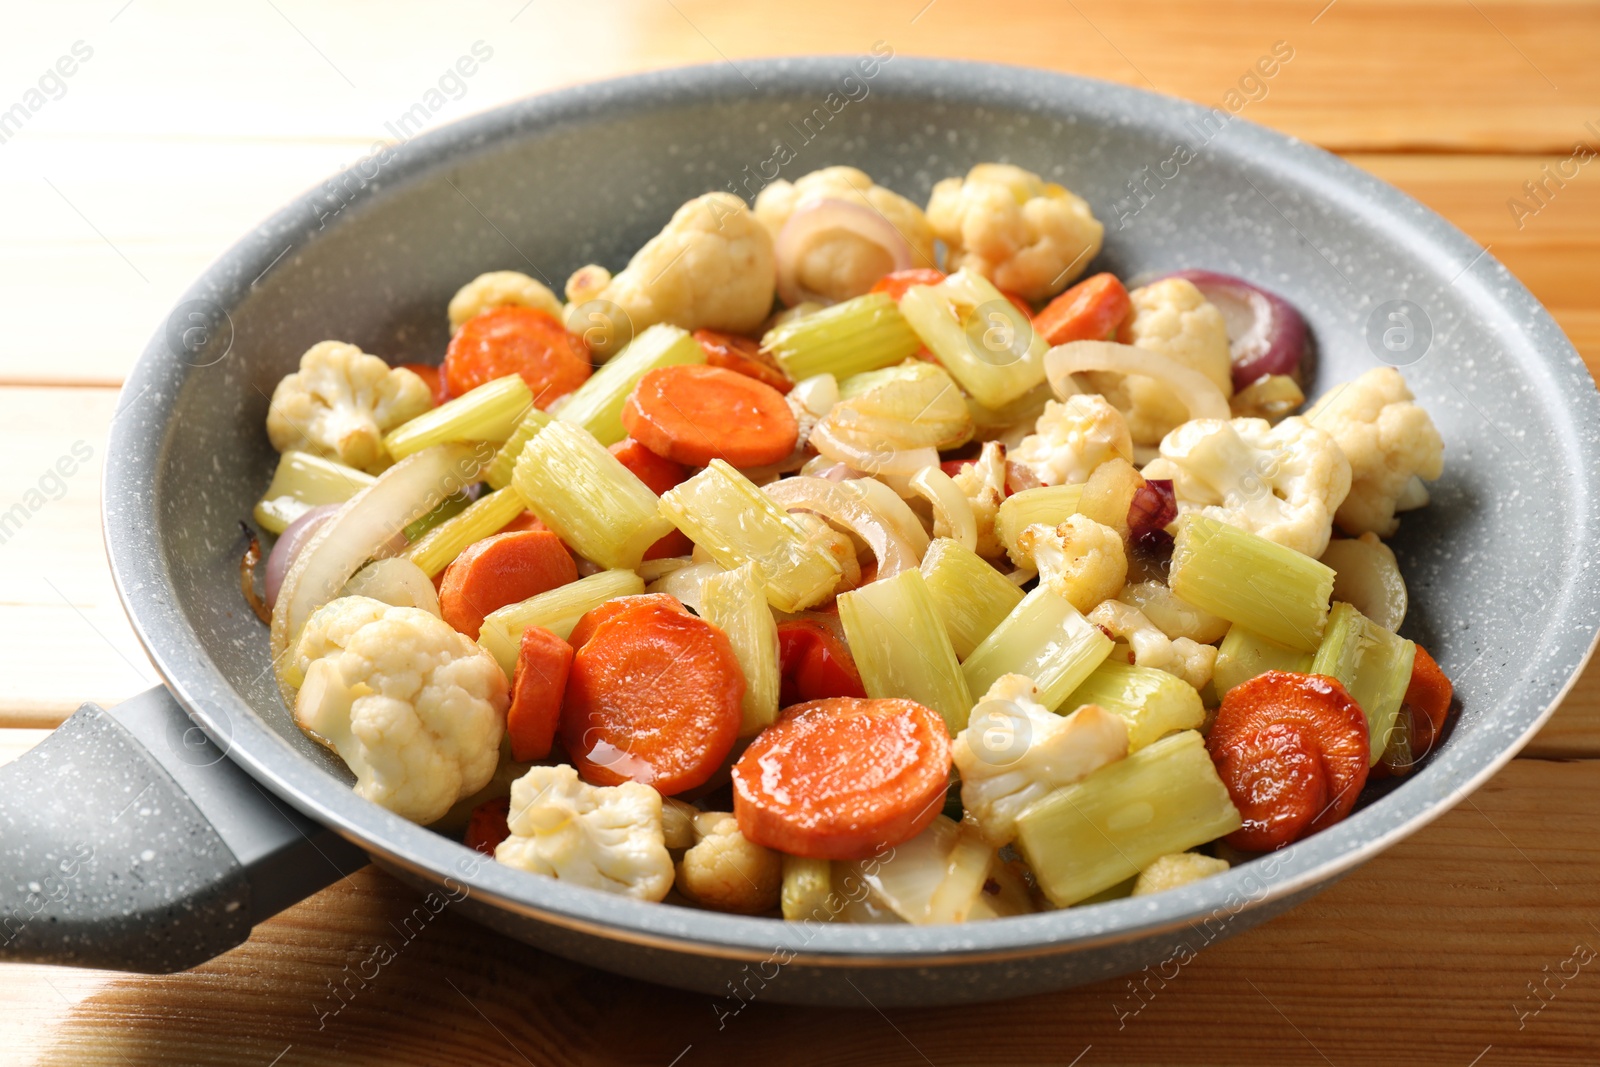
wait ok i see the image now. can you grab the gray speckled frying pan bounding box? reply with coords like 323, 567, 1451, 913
2, 58, 1596, 1007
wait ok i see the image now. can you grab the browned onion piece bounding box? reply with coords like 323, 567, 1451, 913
775, 198, 914, 307
1127, 478, 1177, 546
239, 523, 271, 624
1154, 269, 1310, 391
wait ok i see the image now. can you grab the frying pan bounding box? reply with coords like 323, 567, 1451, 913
3, 59, 1597, 1008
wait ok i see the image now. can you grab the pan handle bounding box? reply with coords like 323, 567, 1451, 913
0, 687, 367, 972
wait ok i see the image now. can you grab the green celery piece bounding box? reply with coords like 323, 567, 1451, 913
1064, 660, 1205, 751
995, 484, 1084, 563
897, 269, 1048, 408
699, 562, 781, 737
1212, 623, 1314, 696
838, 569, 973, 734
556, 324, 704, 446
1169, 515, 1334, 652
383, 374, 533, 460
404, 486, 528, 578
252, 450, 375, 534
484, 406, 553, 490
919, 537, 1025, 659
762, 292, 922, 381
1310, 601, 1417, 765
402, 491, 472, 544
478, 569, 644, 676
961, 587, 1112, 711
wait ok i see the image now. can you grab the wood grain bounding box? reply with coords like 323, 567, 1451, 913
2, 758, 1593, 1066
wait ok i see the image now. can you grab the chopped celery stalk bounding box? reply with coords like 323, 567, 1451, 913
837, 569, 973, 734
252, 450, 374, 534
699, 562, 781, 736
961, 587, 1112, 712
1169, 515, 1334, 653
995, 485, 1084, 564
1013, 730, 1242, 907
1064, 660, 1205, 751
484, 406, 553, 490
1310, 601, 1417, 765
897, 269, 1048, 408
762, 292, 922, 381
658, 460, 843, 613
919, 537, 1025, 659
404, 486, 528, 578
780, 856, 835, 922
556, 323, 704, 446
513, 421, 677, 571
383, 374, 533, 460
402, 491, 472, 543
1213, 623, 1313, 696
478, 568, 644, 676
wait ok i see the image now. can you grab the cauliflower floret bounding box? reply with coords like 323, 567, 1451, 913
675, 811, 782, 915
951, 440, 1010, 559
754, 166, 937, 304
1142, 416, 1352, 559
1117, 580, 1229, 644
561, 192, 774, 358
926, 163, 1103, 302
1015, 515, 1128, 612
1012, 395, 1134, 487
447, 270, 563, 331
266, 342, 434, 473
495, 765, 674, 902
1305, 367, 1444, 537
1132, 852, 1231, 896
954, 674, 1129, 845
1087, 600, 1216, 690
1084, 279, 1233, 446
293, 596, 508, 825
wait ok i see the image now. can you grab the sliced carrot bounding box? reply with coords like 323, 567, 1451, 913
443, 306, 591, 406
1206, 671, 1370, 851
692, 329, 793, 394
607, 437, 693, 559
870, 268, 946, 301
732, 697, 952, 860
506, 625, 573, 762
567, 592, 688, 651
1404, 644, 1454, 759
399, 362, 450, 406
438, 530, 578, 640
1002, 290, 1035, 317
1033, 273, 1131, 347
464, 796, 511, 855
497, 510, 551, 535
777, 619, 867, 707
621, 364, 798, 468
561, 601, 744, 795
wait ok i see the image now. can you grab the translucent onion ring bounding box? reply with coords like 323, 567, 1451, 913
843, 475, 931, 556
809, 418, 940, 479
909, 467, 978, 553
1044, 340, 1232, 424
775, 198, 914, 307
764, 476, 921, 580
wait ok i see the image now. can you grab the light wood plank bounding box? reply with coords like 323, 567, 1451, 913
2, 757, 1593, 1066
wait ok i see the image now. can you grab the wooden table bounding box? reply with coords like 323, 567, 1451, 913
3, 2, 1599, 1063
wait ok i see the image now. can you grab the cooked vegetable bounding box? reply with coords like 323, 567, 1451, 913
478, 568, 645, 676
264, 502, 338, 611
1205, 671, 1370, 850
464, 796, 512, 855
495, 764, 675, 901
1032, 273, 1131, 346
405, 486, 531, 579
555, 323, 705, 447
1154, 270, 1309, 391
870, 267, 946, 301
919, 537, 1025, 659
658, 460, 845, 613
399, 362, 450, 407
382, 373, 533, 462
1011, 395, 1133, 489
1321, 532, 1408, 632
776, 619, 867, 706
513, 420, 677, 571
447, 270, 563, 332
568, 592, 689, 651
403, 491, 472, 544
622, 364, 799, 467
1044, 340, 1231, 437
607, 438, 694, 560
253, 450, 375, 535
961, 586, 1113, 711
732, 697, 953, 860
1169, 514, 1335, 652
267, 342, 435, 473
1230, 373, 1305, 422
1116, 579, 1227, 644
764, 475, 921, 581
1064, 659, 1206, 750
437, 530, 578, 640
830, 360, 973, 451
1074, 457, 1143, 540
442, 308, 589, 413
780, 855, 835, 921
692, 328, 792, 393
1310, 601, 1417, 766
1013, 514, 1128, 613
898, 269, 1049, 409
1086, 599, 1217, 691
837, 569, 973, 734
342, 557, 442, 616
240, 525, 270, 624
995, 484, 1084, 565
675, 811, 783, 915
293, 596, 508, 825
1212, 623, 1313, 696
1126, 479, 1179, 547
1131, 852, 1230, 896
505, 625, 573, 761
561, 598, 744, 795
484, 406, 554, 490
699, 562, 782, 737
1404, 644, 1454, 760
761, 292, 924, 381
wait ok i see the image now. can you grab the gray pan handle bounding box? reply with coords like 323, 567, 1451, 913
0, 686, 367, 972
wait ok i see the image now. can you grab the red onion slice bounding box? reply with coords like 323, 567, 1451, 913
1127, 478, 1177, 544
775, 198, 914, 307
1155, 270, 1309, 391
264, 504, 339, 611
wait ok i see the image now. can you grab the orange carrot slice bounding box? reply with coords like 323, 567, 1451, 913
692, 329, 792, 394
776, 619, 866, 707
399, 362, 450, 406
443, 306, 591, 406
506, 624, 574, 762
1404, 644, 1454, 759
870, 268, 946, 301
1033, 273, 1131, 347
438, 530, 578, 640
621, 364, 798, 468
609, 438, 694, 560
566, 593, 689, 652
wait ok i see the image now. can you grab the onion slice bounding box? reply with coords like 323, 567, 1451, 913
1045, 340, 1231, 424
1154, 269, 1310, 391
775, 198, 914, 307
270, 443, 490, 703
342, 558, 443, 617
909, 467, 977, 553
764, 476, 920, 580
809, 418, 939, 480
265, 503, 339, 611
